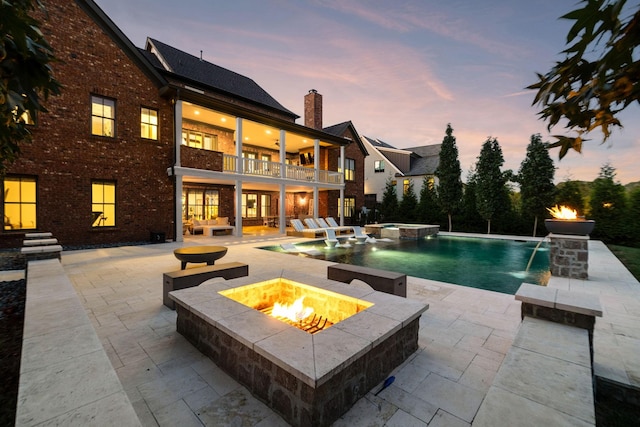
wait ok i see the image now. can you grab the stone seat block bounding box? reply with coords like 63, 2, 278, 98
163, 262, 249, 309
327, 263, 406, 297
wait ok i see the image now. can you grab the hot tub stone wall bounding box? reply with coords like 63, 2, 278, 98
549, 234, 589, 279
175, 304, 420, 427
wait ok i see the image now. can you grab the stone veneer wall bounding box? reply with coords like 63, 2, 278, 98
176, 304, 420, 427
549, 235, 589, 279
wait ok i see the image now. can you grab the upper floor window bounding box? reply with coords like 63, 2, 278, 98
374, 160, 385, 173
182, 129, 218, 150
141, 107, 158, 140
91, 95, 115, 137
92, 181, 116, 227
339, 157, 356, 181
3, 176, 37, 230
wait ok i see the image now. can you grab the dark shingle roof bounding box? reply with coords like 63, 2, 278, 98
406, 155, 440, 176
405, 144, 441, 158
363, 136, 397, 150
323, 122, 351, 137
147, 38, 297, 118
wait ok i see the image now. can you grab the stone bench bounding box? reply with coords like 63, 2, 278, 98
327, 263, 406, 297
17, 259, 140, 426
20, 244, 63, 260
22, 238, 59, 246
163, 262, 249, 309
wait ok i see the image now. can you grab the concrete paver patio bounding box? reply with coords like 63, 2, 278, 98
53, 232, 639, 426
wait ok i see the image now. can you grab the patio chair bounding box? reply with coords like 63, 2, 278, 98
317, 217, 352, 234
351, 226, 369, 244
290, 219, 307, 233
323, 228, 339, 248
304, 218, 326, 232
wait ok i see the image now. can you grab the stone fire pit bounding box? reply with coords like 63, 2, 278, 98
544, 219, 595, 236
169, 271, 428, 427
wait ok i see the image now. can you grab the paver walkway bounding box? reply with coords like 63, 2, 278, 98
56, 233, 639, 426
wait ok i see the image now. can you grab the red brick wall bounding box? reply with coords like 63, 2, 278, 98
1, 0, 175, 248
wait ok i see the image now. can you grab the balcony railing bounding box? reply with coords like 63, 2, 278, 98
222, 154, 343, 184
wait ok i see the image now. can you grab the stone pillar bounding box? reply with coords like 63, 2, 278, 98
549, 234, 589, 279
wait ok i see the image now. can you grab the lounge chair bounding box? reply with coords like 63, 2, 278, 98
280, 243, 322, 256
351, 226, 369, 244
323, 228, 339, 248
289, 219, 325, 238
304, 218, 327, 232
316, 217, 351, 234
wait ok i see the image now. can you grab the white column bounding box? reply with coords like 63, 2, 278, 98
235, 117, 243, 174
175, 100, 183, 166
313, 139, 320, 217
235, 180, 243, 237
339, 145, 345, 225
175, 174, 184, 242
279, 129, 286, 178
279, 183, 286, 234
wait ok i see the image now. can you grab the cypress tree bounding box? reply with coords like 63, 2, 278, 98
436, 124, 463, 232
398, 180, 418, 222
590, 164, 627, 243
380, 176, 399, 222
475, 137, 509, 234
517, 134, 556, 236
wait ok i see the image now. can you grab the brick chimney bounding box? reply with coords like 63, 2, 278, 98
304, 89, 322, 130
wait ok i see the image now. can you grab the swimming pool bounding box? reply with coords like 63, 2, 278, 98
263, 235, 549, 295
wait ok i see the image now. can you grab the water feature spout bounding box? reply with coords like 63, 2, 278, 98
525, 234, 550, 273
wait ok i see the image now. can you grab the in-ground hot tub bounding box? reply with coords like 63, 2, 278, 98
365, 223, 439, 240
169, 271, 428, 427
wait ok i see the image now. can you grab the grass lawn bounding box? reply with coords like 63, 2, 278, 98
607, 244, 640, 280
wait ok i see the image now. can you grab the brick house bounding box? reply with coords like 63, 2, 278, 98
1, 0, 367, 248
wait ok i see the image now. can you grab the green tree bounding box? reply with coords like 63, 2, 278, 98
436, 124, 463, 232
398, 179, 418, 222
590, 163, 627, 242
475, 137, 510, 234
459, 171, 484, 232
517, 134, 556, 236
379, 176, 399, 222
1, 0, 61, 175
555, 180, 586, 216
528, 0, 640, 158
417, 175, 439, 224
627, 187, 640, 246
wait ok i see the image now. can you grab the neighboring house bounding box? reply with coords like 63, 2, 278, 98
361, 136, 441, 206
0, 0, 366, 248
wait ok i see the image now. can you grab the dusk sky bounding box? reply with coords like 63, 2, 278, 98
96, 0, 640, 184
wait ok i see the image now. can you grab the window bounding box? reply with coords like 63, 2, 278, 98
242, 193, 258, 218
339, 157, 356, 181
92, 181, 116, 227
341, 197, 356, 219
403, 179, 410, 194
91, 95, 115, 137
261, 194, 271, 217
3, 176, 37, 230
183, 188, 219, 220
141, 107, 158, 140
374, 160, 385, 173
182, 129, 218, 151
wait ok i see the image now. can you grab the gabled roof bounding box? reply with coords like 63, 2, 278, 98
362, 136, 398, 150
146, 38, 298, 119
324, 121, 368, 156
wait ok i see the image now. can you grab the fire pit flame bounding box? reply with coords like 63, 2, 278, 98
272, 296, 314, 322
547, 205, 577, 220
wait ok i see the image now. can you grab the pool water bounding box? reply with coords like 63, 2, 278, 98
263, 235, 550, 295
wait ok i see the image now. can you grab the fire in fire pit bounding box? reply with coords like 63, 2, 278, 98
545, 205, 595, 235
218, 278, 373, 334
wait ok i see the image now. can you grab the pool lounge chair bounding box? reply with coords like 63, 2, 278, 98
323, 228, 339, 248
351, 226, 369, 244
287, 219, 325, 238
280, 243, 322, 256
315, 217, 352, 234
